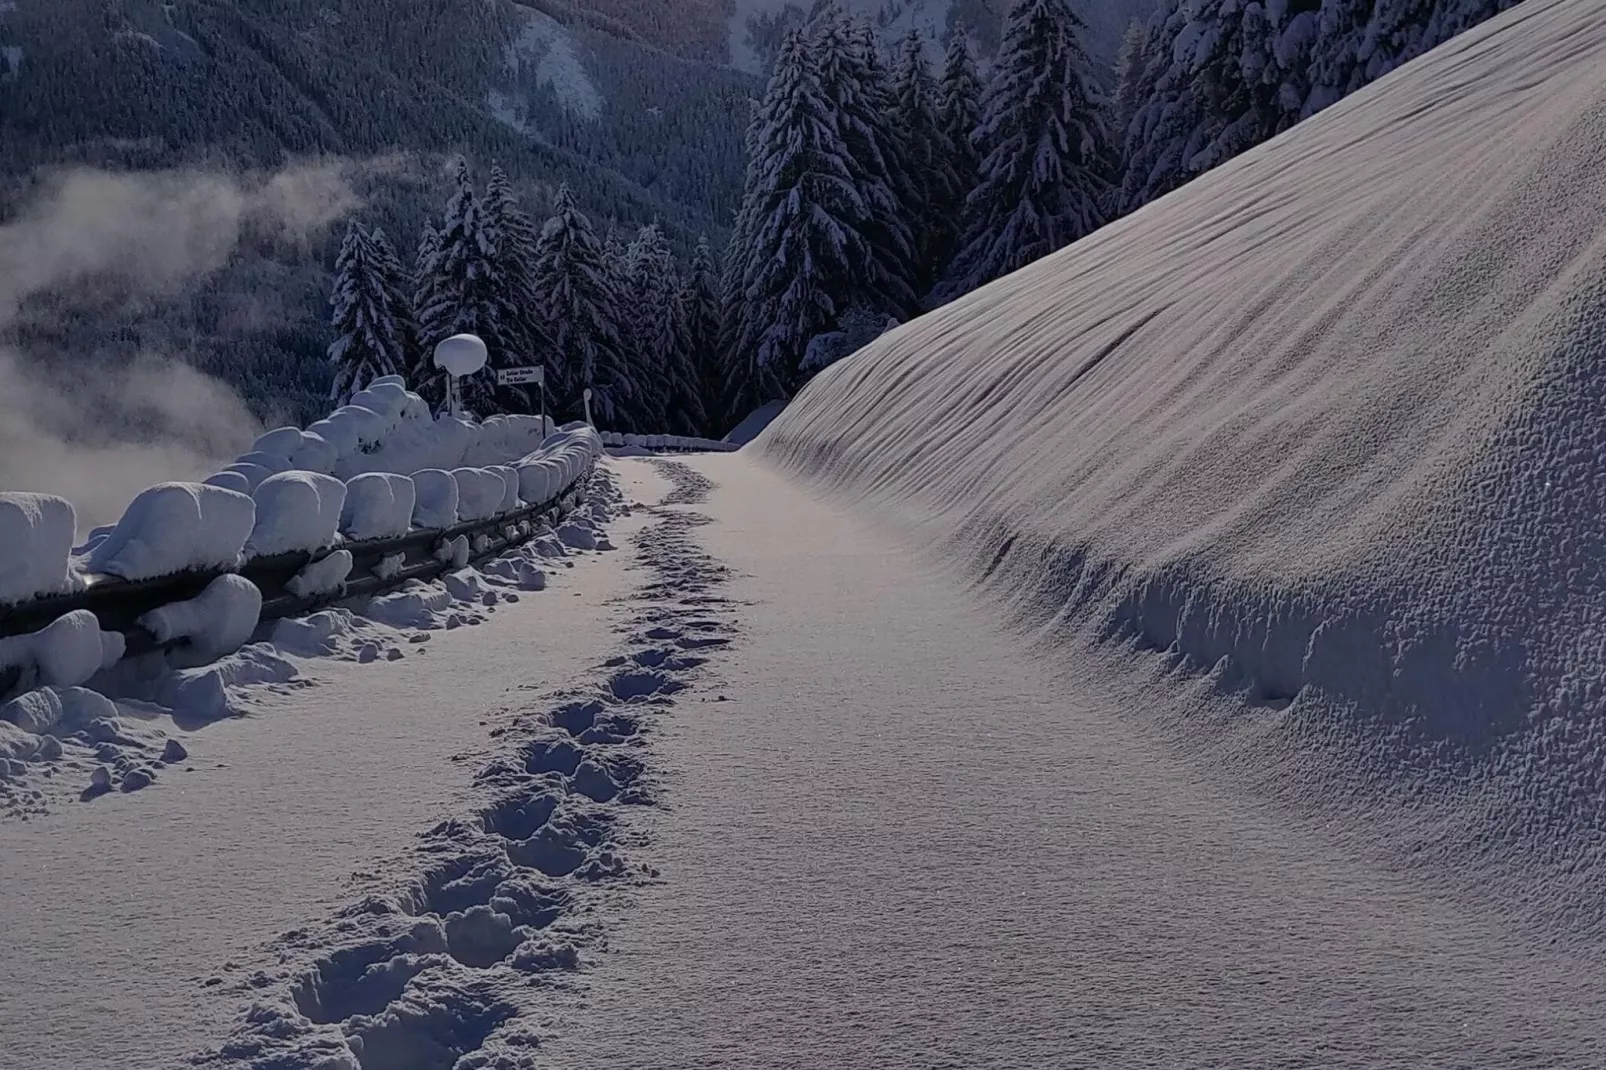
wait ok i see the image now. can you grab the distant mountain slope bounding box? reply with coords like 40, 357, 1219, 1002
0, 0, 757, 421
0, 0, 753, 233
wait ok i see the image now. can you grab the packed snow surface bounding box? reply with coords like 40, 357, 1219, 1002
758, 0, 1606, 933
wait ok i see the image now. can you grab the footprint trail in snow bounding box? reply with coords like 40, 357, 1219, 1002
192, 460, 738, 1070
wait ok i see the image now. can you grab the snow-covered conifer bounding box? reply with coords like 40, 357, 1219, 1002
933, 26, 983, 283
737, 28, 870, 393
681, 236, 726, 437
815, 13, 920, 318
529, 184, 633, 427
367, 226, 420, 379
940, 0, 1113, 299
1111, 19, 1148, 148
892, 29, 956, 297
481, 165, 547, 412
416, 159, 502, 413
408, 221, 444, 404
327, 222, 407, 402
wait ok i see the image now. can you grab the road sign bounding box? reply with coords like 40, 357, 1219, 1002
496, 366, 544, 387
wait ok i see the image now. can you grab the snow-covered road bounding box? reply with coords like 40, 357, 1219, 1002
5, 454, 1604, 1068
547, 454, 1606, 1069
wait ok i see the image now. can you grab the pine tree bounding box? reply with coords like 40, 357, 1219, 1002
814, 12, 920, 319
409, 221, 445, 405
623, 224, 699, 434
1119, 0, 1320, 214
939, 0, 1114, 300
368, 227, 420, 379
415, 159, 502, 414
892, 29, 956, 297
481, 165, 547, 413
529, 184, 633, 428
735, 28, 870, 393
327, 222, 407, 403
717, 99, 767, 420
933, 27, 984, 288
1111, 19, 1148, 150
680, 236, 726, 437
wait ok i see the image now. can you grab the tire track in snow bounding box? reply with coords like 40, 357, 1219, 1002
192, 460, 738, 1070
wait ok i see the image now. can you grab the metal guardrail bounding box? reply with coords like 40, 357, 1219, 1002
0, 469, 593, 682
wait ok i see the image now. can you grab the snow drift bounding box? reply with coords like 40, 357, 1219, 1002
85, 482, 256, 581
756, 0, 1606, 924
0, 493, 83, 604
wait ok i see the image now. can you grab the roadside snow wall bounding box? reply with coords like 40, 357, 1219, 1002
755, 0, 1606, 930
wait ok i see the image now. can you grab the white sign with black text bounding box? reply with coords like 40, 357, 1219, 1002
496, 366, 544, 387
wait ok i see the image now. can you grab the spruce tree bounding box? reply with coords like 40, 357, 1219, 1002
736, 28, 869, 393
892, 29, 955, 297
814, 13, 920, 319
529, 184, 633, 428
415, 159, 502, 414
1111, 20, 1148, 151
934, 27, 983, 287
409, 221, 445, 405
327, 222, 407, 403
1120, 0, 1319, 214
680, 236, 726, 438
368, 227, 420, 381
481, 165, 547, 413
717, 99, 768, 420
939, 0, 1114, 300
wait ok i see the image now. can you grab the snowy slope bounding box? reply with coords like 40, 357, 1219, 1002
757, 0, 1606, 932
493, 5, 604, 126
546, 454, 1606, 1068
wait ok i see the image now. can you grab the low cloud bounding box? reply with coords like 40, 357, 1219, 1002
0, 161, 361, 534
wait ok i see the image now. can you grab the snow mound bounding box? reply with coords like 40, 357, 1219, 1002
757, 0, 1606, 921
0, 610, 124, 699
86, 482, 255, 580
0, 493, 83, 605
286, 550, 353, 600
453, 468, 508, 523
202, 471, 251, 495
724, 400, 785, 445
412, 469, 459, 529
247, 472, 346, 558
340, 473, 417, 540
138, 574, 262, 664
364, 580, 453, 630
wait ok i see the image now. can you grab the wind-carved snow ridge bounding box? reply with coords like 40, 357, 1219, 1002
192, 460, 740, 1069
758, 0, 1606, 938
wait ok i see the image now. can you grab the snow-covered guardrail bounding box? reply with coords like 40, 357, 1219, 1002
0, 380, 607, 705
599, 431, 739, 454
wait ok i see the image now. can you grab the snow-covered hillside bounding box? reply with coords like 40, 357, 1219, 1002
758, 0, 1606, 933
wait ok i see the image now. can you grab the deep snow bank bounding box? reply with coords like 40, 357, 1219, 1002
756, 0, 1606, 916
